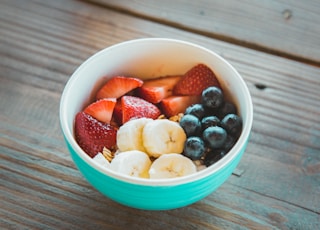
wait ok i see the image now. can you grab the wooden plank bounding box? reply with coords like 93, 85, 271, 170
1, 0, 320, 229
1, 139, 319, 229
1, 143, 319, 229
2, 0, 319, 207
88, 0, 320, 65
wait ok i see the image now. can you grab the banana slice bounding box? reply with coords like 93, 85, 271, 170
142, 119, 187, 158
110, 150, 151, 178
92, 152, 110, 168
149, 153, 196, 179
117, 118, 153, 152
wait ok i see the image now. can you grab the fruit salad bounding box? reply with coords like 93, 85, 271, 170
74, 63, 242, 179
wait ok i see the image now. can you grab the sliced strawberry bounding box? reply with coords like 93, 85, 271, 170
112, 99, 123, 125
137, 75, 182, 104
121, 96, 161, 124
83, 98, 116, 123
173, 64, 221, 96
160, 95, 201, 117
96, 76, 143, 100
74, 112, 117, 158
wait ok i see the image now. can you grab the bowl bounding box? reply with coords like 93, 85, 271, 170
60, 38, 253, 210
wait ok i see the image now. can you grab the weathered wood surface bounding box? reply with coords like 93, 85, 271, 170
1, 0, 319, 229
89, 0, 320, 66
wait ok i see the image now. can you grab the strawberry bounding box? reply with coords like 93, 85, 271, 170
121, 96, 161, 124
74, 112, 117, 158
160, 95, 201, 117
137, 75, 182, 104
173, 64, 221, 96
112, 100, 123, 125
83, 98, 116, 123
96, 76, 143, 100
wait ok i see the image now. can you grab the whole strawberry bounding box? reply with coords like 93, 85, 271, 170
173, 63, 221, 96
75, 112, 117, 158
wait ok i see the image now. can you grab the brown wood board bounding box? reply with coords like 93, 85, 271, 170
1, 0, 319, 229
88, 0, 320, 65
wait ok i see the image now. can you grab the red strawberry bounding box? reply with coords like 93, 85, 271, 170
173, 64, 221, 96
160, 95, 201, 117
112, 100, 123, 125
137, 75, 182, 104
121, 96, 161, 124
83, 98, 116, 123
74, 112, 117, 158
96, 76, 143, 100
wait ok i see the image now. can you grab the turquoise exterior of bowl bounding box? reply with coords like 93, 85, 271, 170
65, 137, 248, 210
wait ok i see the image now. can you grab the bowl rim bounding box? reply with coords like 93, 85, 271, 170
60, 38, 253, 186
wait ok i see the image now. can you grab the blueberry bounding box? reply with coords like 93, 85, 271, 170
203, 126, 227, 149
220, 114, 242, 137
218, 102, 236, 119
203, 149, 225, 167
179, 114, 201, 137
223, 135, 236, 152
183, 136, 205, 160
201, 116, 220, 130
202, 86, 224, 109
185, 104, 206, 119
204, 107, 219, 117
203, 136, 235, 165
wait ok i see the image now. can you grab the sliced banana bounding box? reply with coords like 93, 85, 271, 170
142, 119, 187, 158
92, 152, 110, 168
110, 150, 151, 178
117, 118, 153, 152
149, 153, 196, 179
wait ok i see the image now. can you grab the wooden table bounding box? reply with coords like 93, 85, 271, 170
1, 0, 319, 229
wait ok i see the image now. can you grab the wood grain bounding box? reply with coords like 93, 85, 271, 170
1, 0, 319, 229
88, 0, 320, 66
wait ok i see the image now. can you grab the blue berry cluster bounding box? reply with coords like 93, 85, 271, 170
180, 86, 242, 166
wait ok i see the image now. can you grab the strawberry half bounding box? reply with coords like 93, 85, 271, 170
121, 96, 161, 124
112, 100, 123, 125
83, 98, 116, 123
74, 112, 117, 158
173, 64, 221, 96
96, 76, 143, 100
137, 75, 182, 104
160, 95, 201, 117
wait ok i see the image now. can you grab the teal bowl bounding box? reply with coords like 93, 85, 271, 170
60, 38, 253, 210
